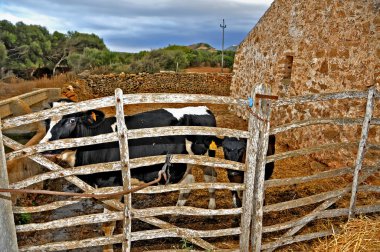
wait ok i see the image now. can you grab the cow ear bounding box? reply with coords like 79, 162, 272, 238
82, 110, 105, 126
204, 136, 223, 150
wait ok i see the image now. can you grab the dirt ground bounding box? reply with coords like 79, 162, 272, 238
13, 83, 379, 251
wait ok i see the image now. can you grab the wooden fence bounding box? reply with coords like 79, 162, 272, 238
254, 86, 380, 251
0, 87, 265, 252
0, 88, 61, 119
0, 85, 379, 251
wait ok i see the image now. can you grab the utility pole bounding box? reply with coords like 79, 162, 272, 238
220, 19, 226, 73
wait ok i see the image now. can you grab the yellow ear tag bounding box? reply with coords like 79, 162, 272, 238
209, 141, 217, 151
91, 112, 97, 121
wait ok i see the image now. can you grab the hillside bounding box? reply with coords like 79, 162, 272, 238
187, 42, 217, 52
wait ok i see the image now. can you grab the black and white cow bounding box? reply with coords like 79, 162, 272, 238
41, 102, 218, 208
221, 135, 276, 208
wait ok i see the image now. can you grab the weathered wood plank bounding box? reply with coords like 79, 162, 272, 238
138, 217, 216, 250
131, 227, 241, 241
147, 250, 239, 252
6, 126, 248, 161
2, 93, 247, 129
132, 206, 242, 218
12, 183, 244, 214
4, 134, 215, 250
251, 84, 272, 252
3, 135, 101, 192
264, 166, 378, 189
272, 90, 367, 107
13, 200, 80, 213
262, 230, 334, 250
266, 142, 357, 163
0, 119, 18, 252
271, 118, 364, 135
0, 88, 60, 118
349, 86, 375, 218
263, 204, 380, 233
5, 132, 118, 161
9, 161, 123, 189
264, 166, 353, 188
115, 88, 132, 252
264, 188, 346, 213
263, 167, 379, 252
136, 182, 245, 194
18, 234, 124, 252
239, 85, 262, 251
16, 212, 123, 232
130, 126, 249, 139
9, 154, 244, 189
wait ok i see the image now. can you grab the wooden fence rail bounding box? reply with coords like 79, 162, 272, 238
0, 88, 61, 118
259, 86, 380, 252
2, 87, 380, 252
1, 89, 259, 251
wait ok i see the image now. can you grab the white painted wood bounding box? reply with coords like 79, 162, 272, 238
263, 165, 379, 252
266, 142, 357, 163
239, 85, 262, 251
6, 126, 248, 161
16, 212, 123, 232
263, 204, 380, 234
9, 154, 245, 189
0, 88, 60, 118
18, 234, 124, 252
271, 117, 365, 135
0, 119, 18, 252
131, 227, 241, 241
2, 93, 247, 129
262, 230, 334, 250
115, 88, 132, 252
273, 90, 368, 107
251, 84, 272, 252
349, 86, 375, 218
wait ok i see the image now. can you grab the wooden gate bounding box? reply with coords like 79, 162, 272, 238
1, 85, 379, 251
0, 85, 272, 251
252, 86, 380, 251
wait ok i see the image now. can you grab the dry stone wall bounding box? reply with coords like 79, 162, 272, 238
231, 0, 380, 167
72, 72, 231, 101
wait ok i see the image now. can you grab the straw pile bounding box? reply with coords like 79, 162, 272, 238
312, 216, 380, 252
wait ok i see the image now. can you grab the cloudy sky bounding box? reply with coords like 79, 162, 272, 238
1, 0, 273, 52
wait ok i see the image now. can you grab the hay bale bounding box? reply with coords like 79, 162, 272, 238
312, 216, 380, 252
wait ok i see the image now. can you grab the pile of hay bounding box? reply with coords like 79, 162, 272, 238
312, 216, 380, 252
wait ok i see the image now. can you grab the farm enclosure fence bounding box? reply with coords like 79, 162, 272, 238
0, 84, 379, 251
257, 86, 380, 251
0, 88, 265, 252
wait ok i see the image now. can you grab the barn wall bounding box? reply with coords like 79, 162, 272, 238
72, 72, 232, 101
231, 0, 379, 167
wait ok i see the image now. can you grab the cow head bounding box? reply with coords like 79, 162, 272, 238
222, 137, 247, 162
40, 109, 105, 143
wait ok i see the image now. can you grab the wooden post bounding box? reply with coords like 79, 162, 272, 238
0, 118, 19, 251
251, 84, 272, 252
239, 85, 262, 251
348, 86, 375, 218
115, 88, 132, 252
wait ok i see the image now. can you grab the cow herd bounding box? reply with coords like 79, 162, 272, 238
40, 99, 276, 210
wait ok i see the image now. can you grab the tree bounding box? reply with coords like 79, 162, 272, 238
0, 42, 7, 66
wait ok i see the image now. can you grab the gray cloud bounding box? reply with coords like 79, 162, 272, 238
1, 0, 272, 52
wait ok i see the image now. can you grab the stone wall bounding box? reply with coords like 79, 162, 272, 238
231, 0, 380, 167
73, 72, 231, 100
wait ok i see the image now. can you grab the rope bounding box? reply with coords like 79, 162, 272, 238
236, 98, 270, 123
0, 154, 174, 199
